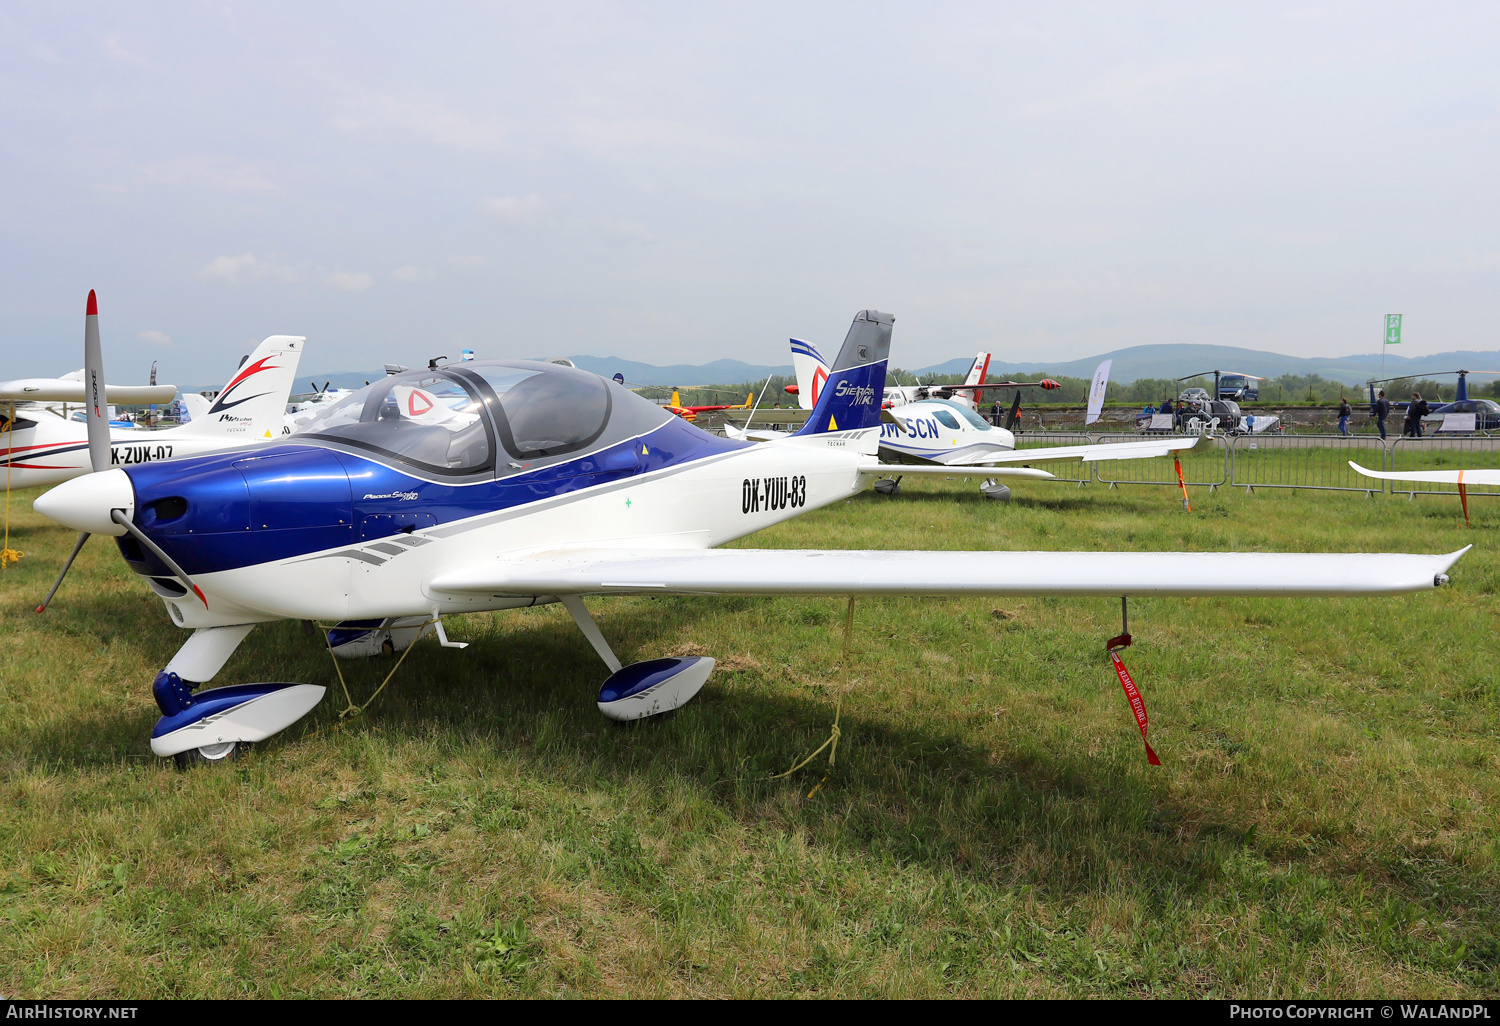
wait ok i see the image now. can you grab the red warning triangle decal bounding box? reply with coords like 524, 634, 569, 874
408, 390, 435, 417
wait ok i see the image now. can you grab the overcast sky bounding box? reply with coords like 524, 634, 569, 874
3, 2, 1498, 384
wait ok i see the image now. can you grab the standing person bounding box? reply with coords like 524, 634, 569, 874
1374, 390, 1390, 440
1409, 392, 1430, 437
990, 398, 1004, 427
1337, 396, 1351, 436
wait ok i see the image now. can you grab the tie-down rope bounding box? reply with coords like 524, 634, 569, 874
2, 401, 23, 569
316, 618, 439, 719
771, 596, 857, 797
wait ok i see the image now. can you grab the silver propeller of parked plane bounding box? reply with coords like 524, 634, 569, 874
36, 292, 203, 613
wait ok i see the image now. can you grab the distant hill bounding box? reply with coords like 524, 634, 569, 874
270, 344, 1500, 397
560, 356, 792, 386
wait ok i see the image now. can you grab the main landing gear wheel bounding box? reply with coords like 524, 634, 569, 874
981, 479, 1012, 502
172, 741, 247, 770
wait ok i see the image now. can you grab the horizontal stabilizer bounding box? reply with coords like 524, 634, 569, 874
429, 546, 1469, 599
0, 379, 177, 404
1349, 461, 1500, 486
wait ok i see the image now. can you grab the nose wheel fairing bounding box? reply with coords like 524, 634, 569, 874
149, 675, 326, 758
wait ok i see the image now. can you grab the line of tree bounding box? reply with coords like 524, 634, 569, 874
664, 370, 1470, 410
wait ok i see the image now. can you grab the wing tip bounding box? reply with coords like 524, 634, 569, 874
86, 289, 97, 316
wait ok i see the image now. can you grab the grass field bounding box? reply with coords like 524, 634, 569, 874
1, 476, 1498, 998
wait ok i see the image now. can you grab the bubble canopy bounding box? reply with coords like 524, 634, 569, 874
293, 360, 666, 477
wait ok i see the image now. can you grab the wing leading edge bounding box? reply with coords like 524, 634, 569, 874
1350, 461, 1500, 486
942, 433, 1206, 468
428, 546, 1469, 600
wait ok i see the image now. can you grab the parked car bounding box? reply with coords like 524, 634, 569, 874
1181, 398, 1243, 434
1218, 374, 1259, 401
1178, 387, 1211, 404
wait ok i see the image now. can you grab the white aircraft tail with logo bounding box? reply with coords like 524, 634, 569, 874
789, 338, 829, 411
962, 352, 991, 388
952, 352, 992, 410
171, 336, 305, 442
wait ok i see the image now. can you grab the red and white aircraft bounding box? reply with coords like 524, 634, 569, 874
0, 295, 305, 489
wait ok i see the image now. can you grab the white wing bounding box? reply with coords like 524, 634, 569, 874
427, 546, 1468, 599
0, 379, 176, 404
863, 465, 1056, 480
943, 434, 1205, 467
1350, 461, 1500, 486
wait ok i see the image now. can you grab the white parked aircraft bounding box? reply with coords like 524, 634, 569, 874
285, 383, 359, 435
789, 342, 993, 412
32, 304, 1466, 767
739, 336, 1194, 496
0, 296, 305, 489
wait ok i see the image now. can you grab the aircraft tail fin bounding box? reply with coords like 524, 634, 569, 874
792, 311, 892, 439
955, 351, 991, 410
178, 393, 210, 423
789, 338, 830, 411
962, 352, 991, 387
175, 335, 305, 442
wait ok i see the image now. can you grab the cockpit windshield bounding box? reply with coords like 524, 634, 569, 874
291, 360, 638, 475
930, 399, 992, 431
294, 372, 492, 475
464, 365, 612, 459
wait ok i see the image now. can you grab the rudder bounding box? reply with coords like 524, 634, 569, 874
793, 311, 892, 437
179, 335, 305, 442
789, 338, 830, 412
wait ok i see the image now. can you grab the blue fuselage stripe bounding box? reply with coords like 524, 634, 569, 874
118, 417, 745, 578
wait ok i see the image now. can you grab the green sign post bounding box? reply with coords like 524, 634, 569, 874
1383, 313, 1402, 377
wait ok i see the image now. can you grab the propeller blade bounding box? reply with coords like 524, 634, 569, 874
1004, 391, 1023, 431
323, 381, 330, 393
149, 360, 157, 387
35, 531, 90, 613
110, 509, 207, 609
83, 291, 111, 474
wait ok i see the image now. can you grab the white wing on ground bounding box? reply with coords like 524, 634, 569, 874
943, 434, 1205, 467
1349, 461, 1500, 486
427, 546, 1468, 600
862, 464, 1056, 480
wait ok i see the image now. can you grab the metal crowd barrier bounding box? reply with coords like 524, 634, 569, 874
1388, 436, 1500, 499
994, 428, 1500, 498
1228, 434, 1388, 495
1089, 432, 1229, 491
1013, 432, 1096, 485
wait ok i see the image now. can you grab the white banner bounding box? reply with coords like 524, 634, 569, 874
1439, 413, 1476, 433
1085, 359, 1112, 425
1148, 413, 1175, 431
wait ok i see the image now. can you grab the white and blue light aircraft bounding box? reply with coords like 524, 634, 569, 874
743, 336, 1188, 497
34, 300, 1467, 768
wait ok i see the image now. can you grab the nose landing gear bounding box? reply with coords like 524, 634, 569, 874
149, 624, 326, 768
